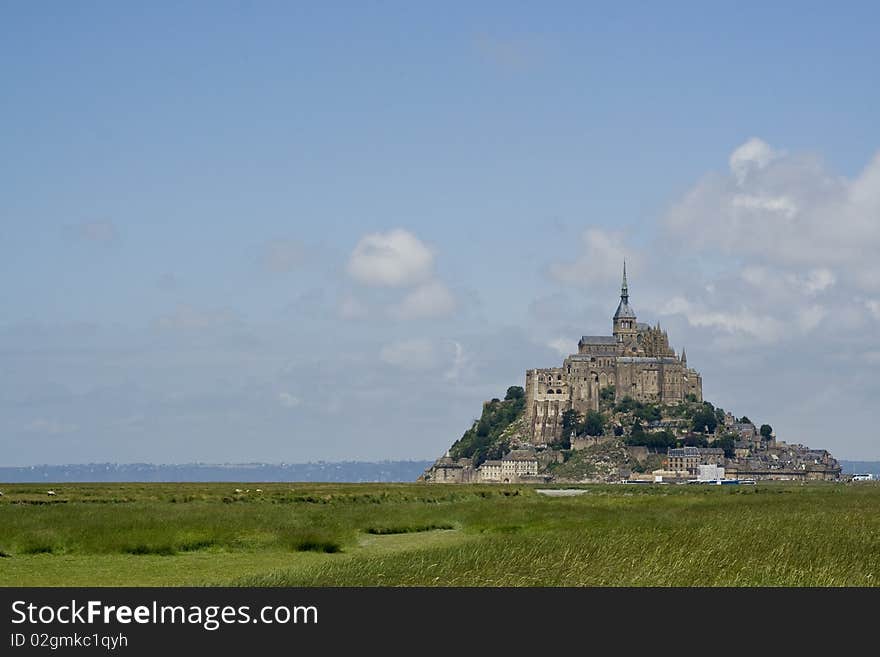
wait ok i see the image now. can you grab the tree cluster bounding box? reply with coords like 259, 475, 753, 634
449, 386, 526, 465
554, 408, 606, 449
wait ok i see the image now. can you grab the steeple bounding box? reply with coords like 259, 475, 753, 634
613, 262, 637, 343
681, 348, 687, 367
613, 262, 636, 321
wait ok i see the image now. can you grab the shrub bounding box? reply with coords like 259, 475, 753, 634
294, 539, 342, 554
124, 544, 176, 556
365, 523, 454, 535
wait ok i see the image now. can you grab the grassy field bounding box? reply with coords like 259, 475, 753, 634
0, 481, 878, 586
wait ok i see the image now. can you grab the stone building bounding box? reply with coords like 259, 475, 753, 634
421, 453, 477, 483
666, 446, 728, 476
525, 265, 703, 444
422, 449, 539, 484
478, 450, 539, 483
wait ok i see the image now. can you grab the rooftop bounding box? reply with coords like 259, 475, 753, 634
579, 336, 617, 345
668, 447, 701, 457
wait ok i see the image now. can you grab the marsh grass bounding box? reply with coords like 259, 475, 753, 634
0, 482, 878, 586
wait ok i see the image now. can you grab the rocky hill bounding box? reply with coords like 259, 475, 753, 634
420, 385, 841, 484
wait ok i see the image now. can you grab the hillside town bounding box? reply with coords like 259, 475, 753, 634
421, 412, 841, 484
420, 268, 841, 485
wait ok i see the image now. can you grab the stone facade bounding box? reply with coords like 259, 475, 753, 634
422, 450, 540, 484
666, 446, 725, 475
525, 266, 703, 444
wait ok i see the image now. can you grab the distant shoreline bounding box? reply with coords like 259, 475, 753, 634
0, 461, 435, 483
0, 460, 877, 483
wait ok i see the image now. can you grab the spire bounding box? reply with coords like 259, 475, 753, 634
613, 262, 636, 321
681, 348, 687, 366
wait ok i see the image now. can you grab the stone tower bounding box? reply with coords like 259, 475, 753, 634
523, 265, 703, 444
612, 263, 637, 346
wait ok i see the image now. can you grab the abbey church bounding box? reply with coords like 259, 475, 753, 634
525, 266, 702, 444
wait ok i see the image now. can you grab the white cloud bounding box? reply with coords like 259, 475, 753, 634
444, 341, 469, 381
660, 296, 785, 343
390, 281, 456, 320
547, 337, 573, 356
740, 266, 836, 297
799, 268, 836, 295
665, 138, 880, 270
379, 338, 438, 370
654, 138, 880, 350
729, 137, 780, 184
866, 299, 880, 320
731, 193, 798, 218
347, 229, 434, 287
549, 228, 635, 287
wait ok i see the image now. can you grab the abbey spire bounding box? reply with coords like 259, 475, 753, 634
613, 262, 637, 343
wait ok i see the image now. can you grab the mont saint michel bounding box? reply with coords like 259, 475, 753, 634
421, 267, 841, 485
524, 264, 702, 445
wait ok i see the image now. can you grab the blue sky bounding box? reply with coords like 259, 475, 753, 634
2, 2, 880, 464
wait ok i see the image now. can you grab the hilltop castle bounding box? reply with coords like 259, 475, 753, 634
525, 265, 702, 444
420, 264, 841, 485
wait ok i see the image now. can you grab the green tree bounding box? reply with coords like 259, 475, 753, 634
760, 424, 773, 439
583, 410, 605, 436
634, 404, 661, 422
628, 428, 676, 450
505, 386, 524, 401
691, 406, 717, 433
647, 430, 676, 450
714, 434, 736, 458
599, 386, 616, 403
561, 409, 581, 439
738, 415, 752, 424
629, 420, 646, 441
683, 433, 709, 447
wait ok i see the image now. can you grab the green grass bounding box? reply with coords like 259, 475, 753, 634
0, 481, 877, 586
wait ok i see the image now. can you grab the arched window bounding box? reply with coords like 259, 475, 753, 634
556, 389, 562, 394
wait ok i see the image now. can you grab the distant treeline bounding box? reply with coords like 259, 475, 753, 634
0, 461, 434, 483
840, 461, 880, 475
